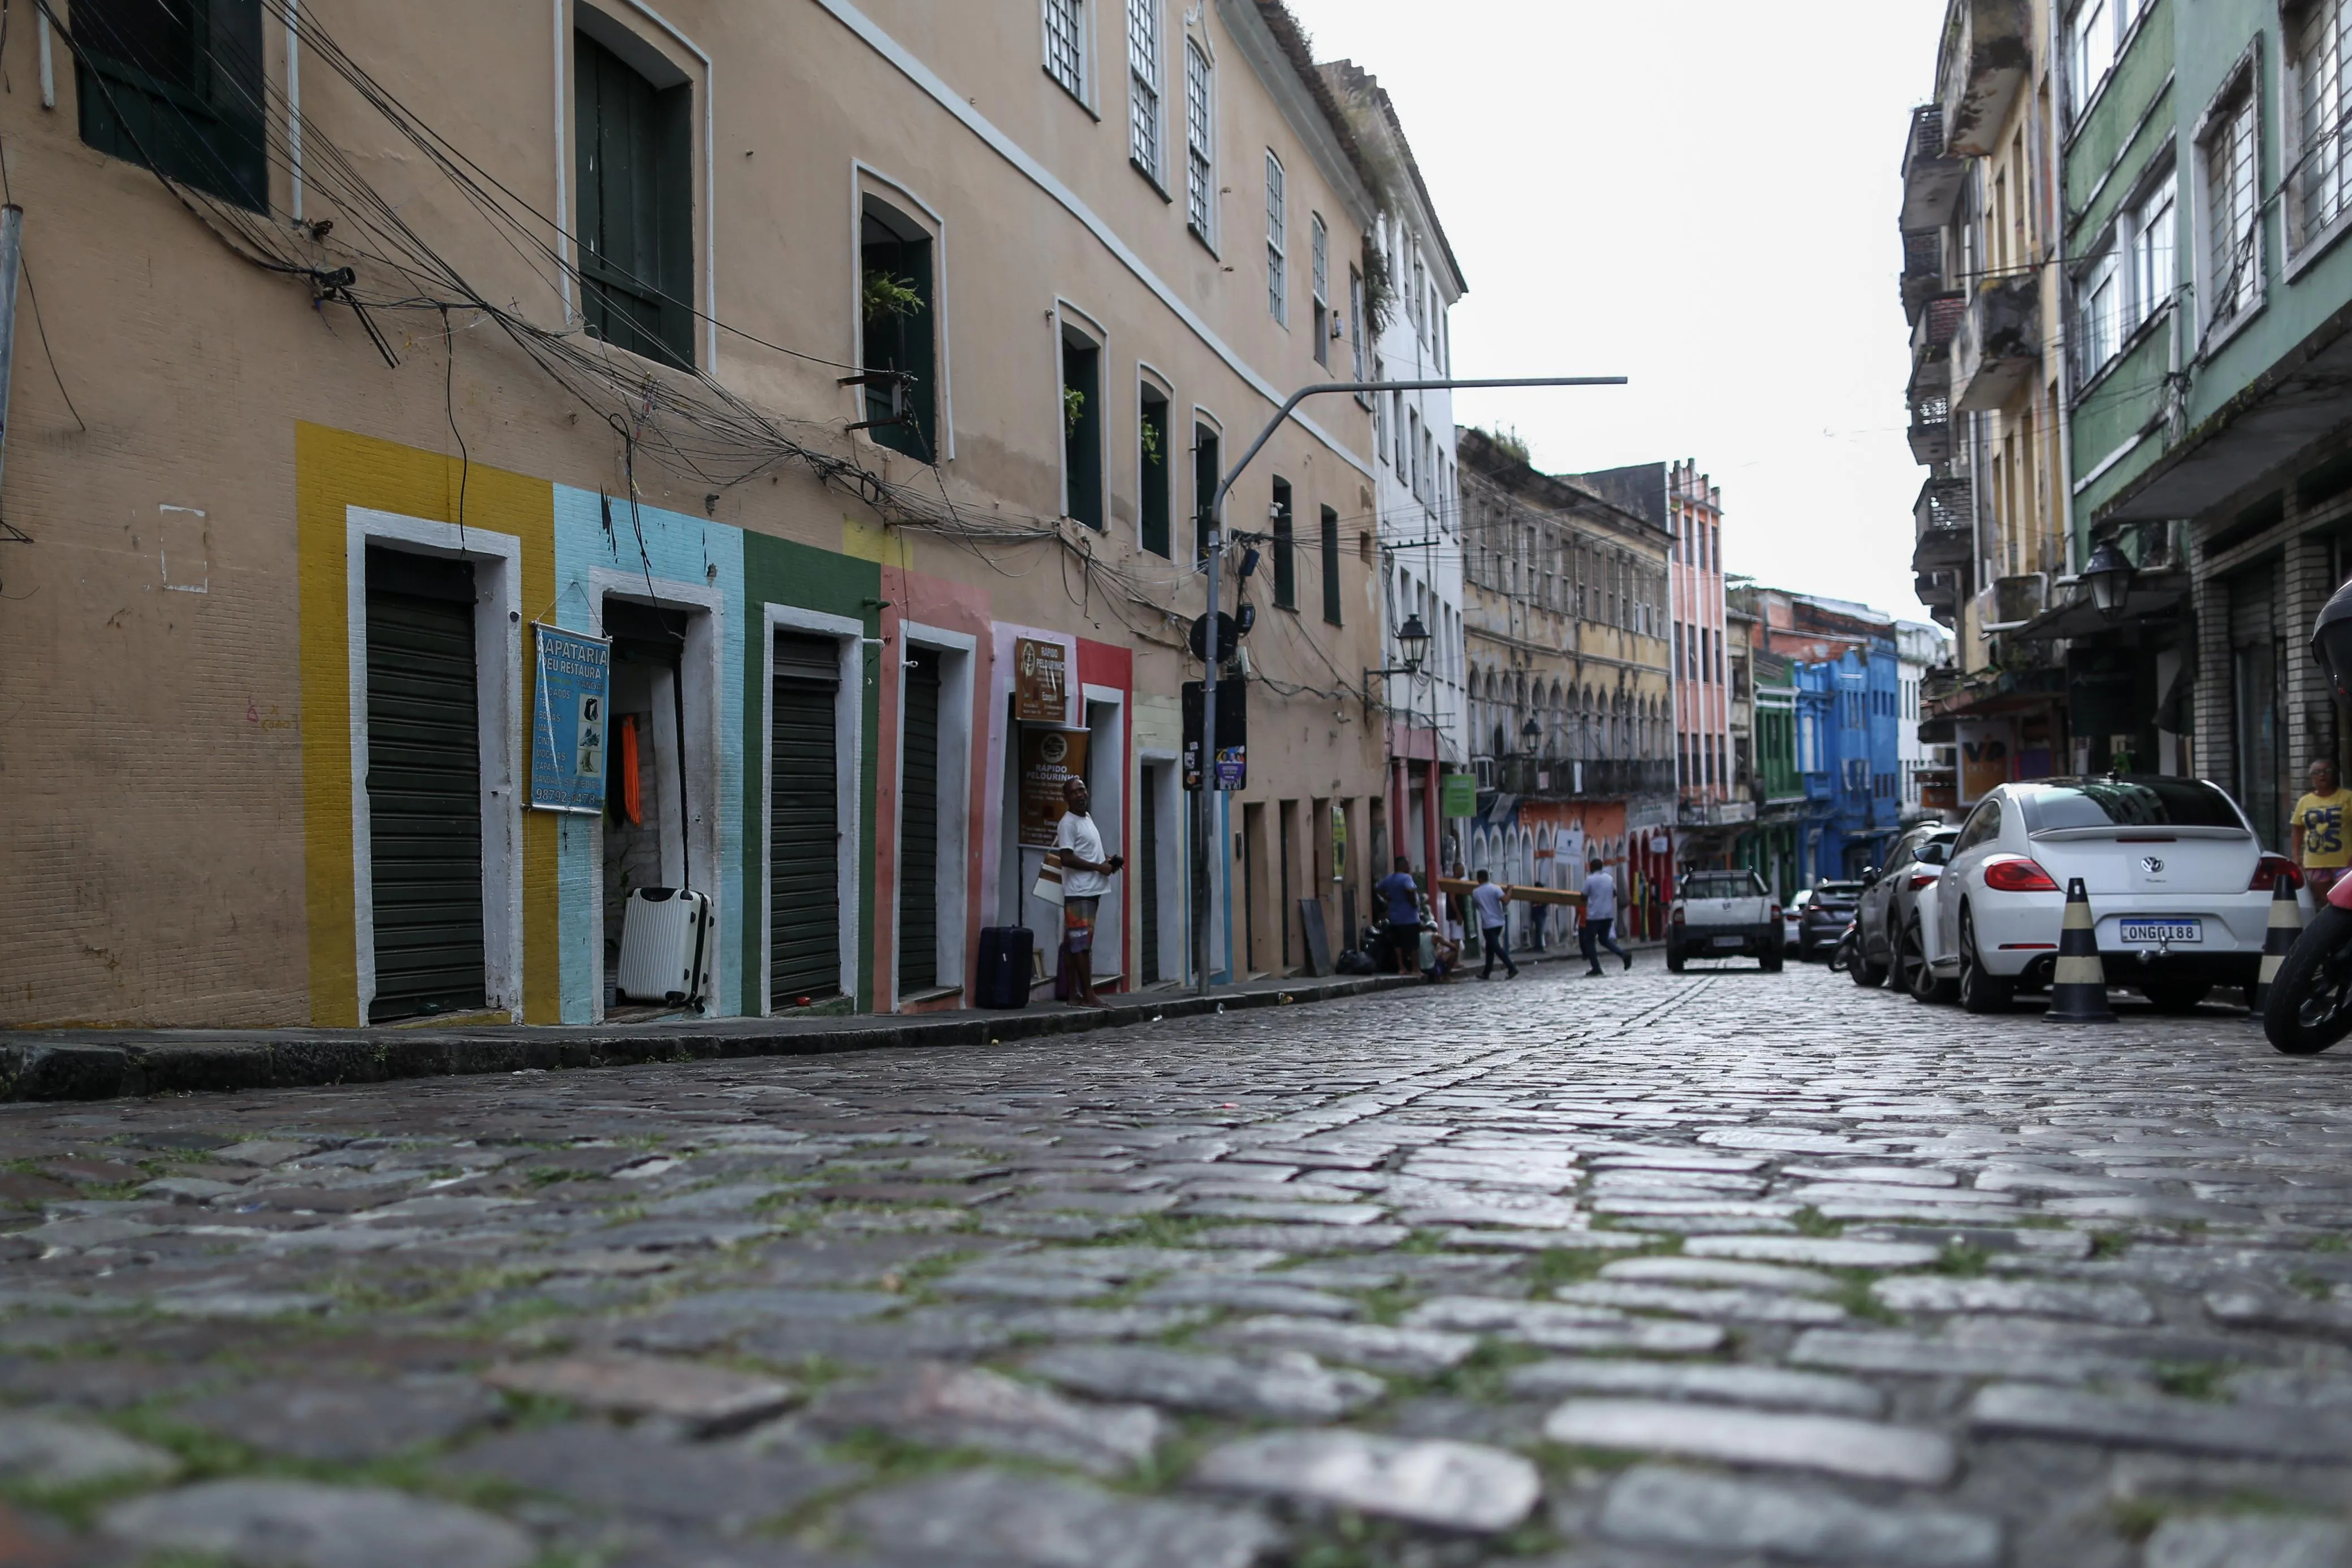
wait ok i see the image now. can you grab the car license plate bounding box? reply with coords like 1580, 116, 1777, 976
1711, 935, 1744, 948
2119, 919, 2200, 945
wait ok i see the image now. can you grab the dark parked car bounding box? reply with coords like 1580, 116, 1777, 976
1851, 826, 1959, 994
1797, 880, 1867, 959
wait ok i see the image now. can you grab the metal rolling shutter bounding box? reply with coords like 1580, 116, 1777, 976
898, 649, 942, 995
365, 549, 486, 1023
1139, 769, 1161, 985
770, 634, 842, 1006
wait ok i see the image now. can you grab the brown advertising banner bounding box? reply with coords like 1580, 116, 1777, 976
1014, 638, 1068, 724
1018, 727, 1091, 848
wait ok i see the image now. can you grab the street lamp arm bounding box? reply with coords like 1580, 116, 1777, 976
1209, 376, 1629, 522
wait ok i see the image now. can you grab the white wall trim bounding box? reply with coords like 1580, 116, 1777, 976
762, 603, 868, 1011
1081, 681, 1128, 980
895, 622, 978, 1007
853, 162, 958, 461
345, 509, 525, 1023
810, 0, 1372, 482
593, 568, 729, 1017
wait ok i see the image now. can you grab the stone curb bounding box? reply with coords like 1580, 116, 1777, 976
0, 975, 1424, 1103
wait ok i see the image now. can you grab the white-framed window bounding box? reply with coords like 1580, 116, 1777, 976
2202, 78, 2263, 332
1265, 151, 1287, 324
1126, 0, 1161, 181
2070, 0, 2116, 119
1184, 38, 1213, 245
1310, 213, 1330, 365
1044, 0, 1087, 102
2129, 174, 2176, 325
2290, 0, 2352, 249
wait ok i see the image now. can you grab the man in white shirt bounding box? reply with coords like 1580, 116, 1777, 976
1581, 856, 1632, 976
1053, 777, 1122, 1008
1469, 869, 1517, 980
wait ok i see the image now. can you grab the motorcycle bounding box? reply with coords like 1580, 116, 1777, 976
2265, 581, 2352, 1053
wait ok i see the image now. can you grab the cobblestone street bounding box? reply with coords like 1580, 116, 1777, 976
6, 963, 2352, 1567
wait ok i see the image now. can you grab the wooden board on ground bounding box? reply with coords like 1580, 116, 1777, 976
1297, 899, 1334, 977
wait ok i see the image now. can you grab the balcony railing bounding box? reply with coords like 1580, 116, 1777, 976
1913, 475, 1973, 573
1901, 229, 1946, 320
1953, 275, 2040, 413
1909, 292, 1965, 398
1900, 104, 1965, 231
1908, 391, 1952, 465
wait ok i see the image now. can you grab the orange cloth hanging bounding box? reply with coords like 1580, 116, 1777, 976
617, 714, 642, 825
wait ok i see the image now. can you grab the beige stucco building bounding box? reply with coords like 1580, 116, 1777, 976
2, 0, 1404, 1025
1454, 428, 1675, 947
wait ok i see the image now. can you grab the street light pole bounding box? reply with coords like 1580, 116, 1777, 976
1192, 375, 1626, 997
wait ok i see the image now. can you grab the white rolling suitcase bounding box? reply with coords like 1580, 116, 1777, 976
617, 887, 715, 1006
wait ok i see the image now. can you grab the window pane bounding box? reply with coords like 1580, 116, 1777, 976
1045, 0, 1084, 98
1127, 0, 1159, 175
1266, 153, 1286, 322
1185, 41, 1212, 239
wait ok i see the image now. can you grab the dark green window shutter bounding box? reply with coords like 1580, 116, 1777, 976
76, 0, 267, 211
897, 648, 942, 994
769, 634, 842, 1007
576, 33, 694, 370
1271, 478, 1295, 609
1192, 425, 1220, 561
1062, 337, 1104, 530
364, 549, 486, 1024
861, 215, 937, 460
1139, 390, 1171, 558
1320, 505, 1342, 625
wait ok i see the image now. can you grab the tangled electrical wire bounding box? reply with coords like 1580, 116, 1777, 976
33, 0, 1416, 702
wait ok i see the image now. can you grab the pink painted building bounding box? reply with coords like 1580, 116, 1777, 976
1668, 464, 1736, 828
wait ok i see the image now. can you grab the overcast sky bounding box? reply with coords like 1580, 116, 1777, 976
1285, 0, 1948, 622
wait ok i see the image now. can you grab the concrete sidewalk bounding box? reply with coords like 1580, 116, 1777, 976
0, 971, 1427, 1103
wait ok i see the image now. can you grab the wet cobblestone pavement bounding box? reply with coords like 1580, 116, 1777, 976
5, 963, 2352, 1567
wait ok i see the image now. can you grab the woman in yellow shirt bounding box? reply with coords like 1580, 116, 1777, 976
2292, 759, 2352, 897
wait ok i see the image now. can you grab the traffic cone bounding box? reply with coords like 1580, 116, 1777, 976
2250, 871, 2305, 1015
2046, 877, 2116, 1024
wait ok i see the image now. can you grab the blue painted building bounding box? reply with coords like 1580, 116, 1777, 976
1789, 639, 1904, 883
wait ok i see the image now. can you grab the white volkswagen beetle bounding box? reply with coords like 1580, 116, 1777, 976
1927, 777, 2295, 1015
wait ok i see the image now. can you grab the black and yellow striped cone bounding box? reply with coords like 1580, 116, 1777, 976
2251, 871, 2305, 1015
2046, 877, 2115, 1024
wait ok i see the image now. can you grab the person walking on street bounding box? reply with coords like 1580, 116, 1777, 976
1053, 778, 1122, 1008
1471, 870, 1517, 980
1581, 856, 1632, 976
1374, 856, 1423, 976
2293, 759, 2352, 899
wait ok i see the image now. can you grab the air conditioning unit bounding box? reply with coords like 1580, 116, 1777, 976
617, 887, 715, 1007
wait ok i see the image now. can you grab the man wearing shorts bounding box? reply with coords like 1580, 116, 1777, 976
1053, 777, 1122, 1008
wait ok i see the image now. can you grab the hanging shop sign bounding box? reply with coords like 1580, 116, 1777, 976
1181, 679, 1248, 791
530, 625, 612, 815
1014, 638, 1069, 724
1017, 726, 1091, 848
1441, 772, 1478, 818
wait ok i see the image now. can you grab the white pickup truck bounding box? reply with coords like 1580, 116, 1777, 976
1667, 868, 1784, 972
